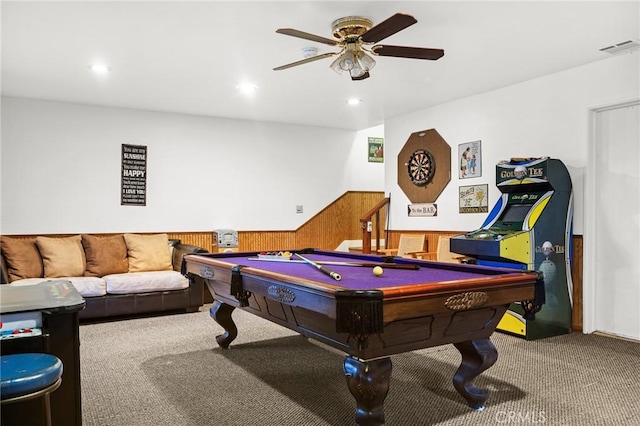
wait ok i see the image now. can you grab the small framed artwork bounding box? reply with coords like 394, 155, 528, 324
458, 140, 482, 179
368, 137, 384, 163
121, 144, 147, 206
459, 184, 488, 213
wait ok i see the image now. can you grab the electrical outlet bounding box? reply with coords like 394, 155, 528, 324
296, 205, 303, 214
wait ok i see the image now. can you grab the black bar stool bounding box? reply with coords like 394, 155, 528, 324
1, 353, 63, 426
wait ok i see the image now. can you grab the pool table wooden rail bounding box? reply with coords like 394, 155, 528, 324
185, 254, 535, 314
185, 253, 536, 360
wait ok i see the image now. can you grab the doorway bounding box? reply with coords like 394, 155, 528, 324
585, 100, 640, 340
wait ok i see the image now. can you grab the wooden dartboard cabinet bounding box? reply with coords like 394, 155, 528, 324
397, 129, 451, 203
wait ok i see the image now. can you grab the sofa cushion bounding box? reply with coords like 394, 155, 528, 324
103, 271, 188, 294
8, 277, 107, 297
82, 234, 129, 277
0, 237, 43, 282
35, 235, 86, 278
123, 234, 173, 273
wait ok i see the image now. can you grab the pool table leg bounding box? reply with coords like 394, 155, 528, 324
343, 356, 392, 426
452, 338, 498, 410
209, 300, 237, 349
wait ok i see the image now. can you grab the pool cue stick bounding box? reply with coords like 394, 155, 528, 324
248, 257, 419, 270
294, 253, 342, 281
315, 260, 419, 270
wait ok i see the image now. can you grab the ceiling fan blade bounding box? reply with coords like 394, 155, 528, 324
276, 28, 338, 46
273, 52, 337, 71
371, 45, 444, 60
360, 13, 417, 43
351, 72, 370, 81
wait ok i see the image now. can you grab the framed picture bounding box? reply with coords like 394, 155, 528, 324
459, 184, 488, 213
121, 144, 147, 206
458, 140, 482, 179
368, 137, 384, 163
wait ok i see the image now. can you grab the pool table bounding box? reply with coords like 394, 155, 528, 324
185, 249, 542, 426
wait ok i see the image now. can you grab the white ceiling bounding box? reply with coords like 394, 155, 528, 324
2, 1, 639, 131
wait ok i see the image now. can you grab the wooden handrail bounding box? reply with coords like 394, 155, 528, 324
360, 197, 390, 254
360, 197, 390, 223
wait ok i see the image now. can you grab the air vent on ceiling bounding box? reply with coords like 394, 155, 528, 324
599, 39, 640, 55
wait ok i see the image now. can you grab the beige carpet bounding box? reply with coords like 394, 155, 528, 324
80, 305, 640, 425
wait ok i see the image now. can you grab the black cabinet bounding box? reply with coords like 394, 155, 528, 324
1, 281, 85, 426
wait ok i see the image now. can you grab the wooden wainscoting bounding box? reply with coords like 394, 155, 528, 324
234, 231, 296, 252
1, 192, 385, 254
195, 191, 387, 253
294, 191, 387, 251
166, 232, 214, 250
571, 235, 583, 332
2, 192, 582, 331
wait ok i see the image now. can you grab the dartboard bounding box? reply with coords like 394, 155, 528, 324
406, 149, 436, 186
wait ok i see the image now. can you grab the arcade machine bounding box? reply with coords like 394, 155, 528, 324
450, 157, 573, 340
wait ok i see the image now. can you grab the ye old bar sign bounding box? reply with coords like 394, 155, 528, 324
121, 144, 147, 206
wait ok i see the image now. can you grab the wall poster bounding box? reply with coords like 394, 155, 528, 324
458, 140, 482, 179
368, 137, 384, 162
459, 184, 488, 213
121, 144, 147, 206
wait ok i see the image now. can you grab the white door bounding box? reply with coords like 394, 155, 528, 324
592, 102, 640, 340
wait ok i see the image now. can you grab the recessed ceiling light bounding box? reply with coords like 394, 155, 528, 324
347, 98, 362, 106
89, 64, 111, 75
236, 83, 259, 96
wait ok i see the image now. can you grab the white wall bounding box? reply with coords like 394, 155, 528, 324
3, 53, 637, 236
385, 53, 640, 235
343, 125, 385, 190
0, 99, 384, 234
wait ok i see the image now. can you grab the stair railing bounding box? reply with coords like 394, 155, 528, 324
360, 197, 390, 254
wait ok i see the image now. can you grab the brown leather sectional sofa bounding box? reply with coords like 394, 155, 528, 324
0, 234, 208, 321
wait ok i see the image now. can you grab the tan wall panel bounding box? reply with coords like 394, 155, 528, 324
166, 232, 214, 251
237, 231, 296, 252
571, 236, 583, 332
296, 191, 386, 251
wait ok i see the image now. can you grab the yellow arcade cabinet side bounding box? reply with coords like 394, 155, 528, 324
450, 157, 573, 340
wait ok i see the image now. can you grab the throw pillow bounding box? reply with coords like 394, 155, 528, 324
82, 234, 129, 277
36, 235, 86, 278
123, 233, 173, 273
1, 237, 44, 282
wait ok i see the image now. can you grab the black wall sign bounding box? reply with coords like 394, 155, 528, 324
121, 144, 147, 206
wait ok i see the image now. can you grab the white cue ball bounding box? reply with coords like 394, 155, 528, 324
372, 266, 384, 277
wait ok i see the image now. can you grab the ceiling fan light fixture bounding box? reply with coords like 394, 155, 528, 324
348, 50, 375, 79
350, 61, 365, 79
356, 51, 376, 71
339, 51, 356, 71
275, 13, 443, 80
329, 55, 344, 74
330, 50, 357, 74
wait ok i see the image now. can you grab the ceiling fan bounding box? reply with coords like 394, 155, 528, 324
273, 13, 444, 81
